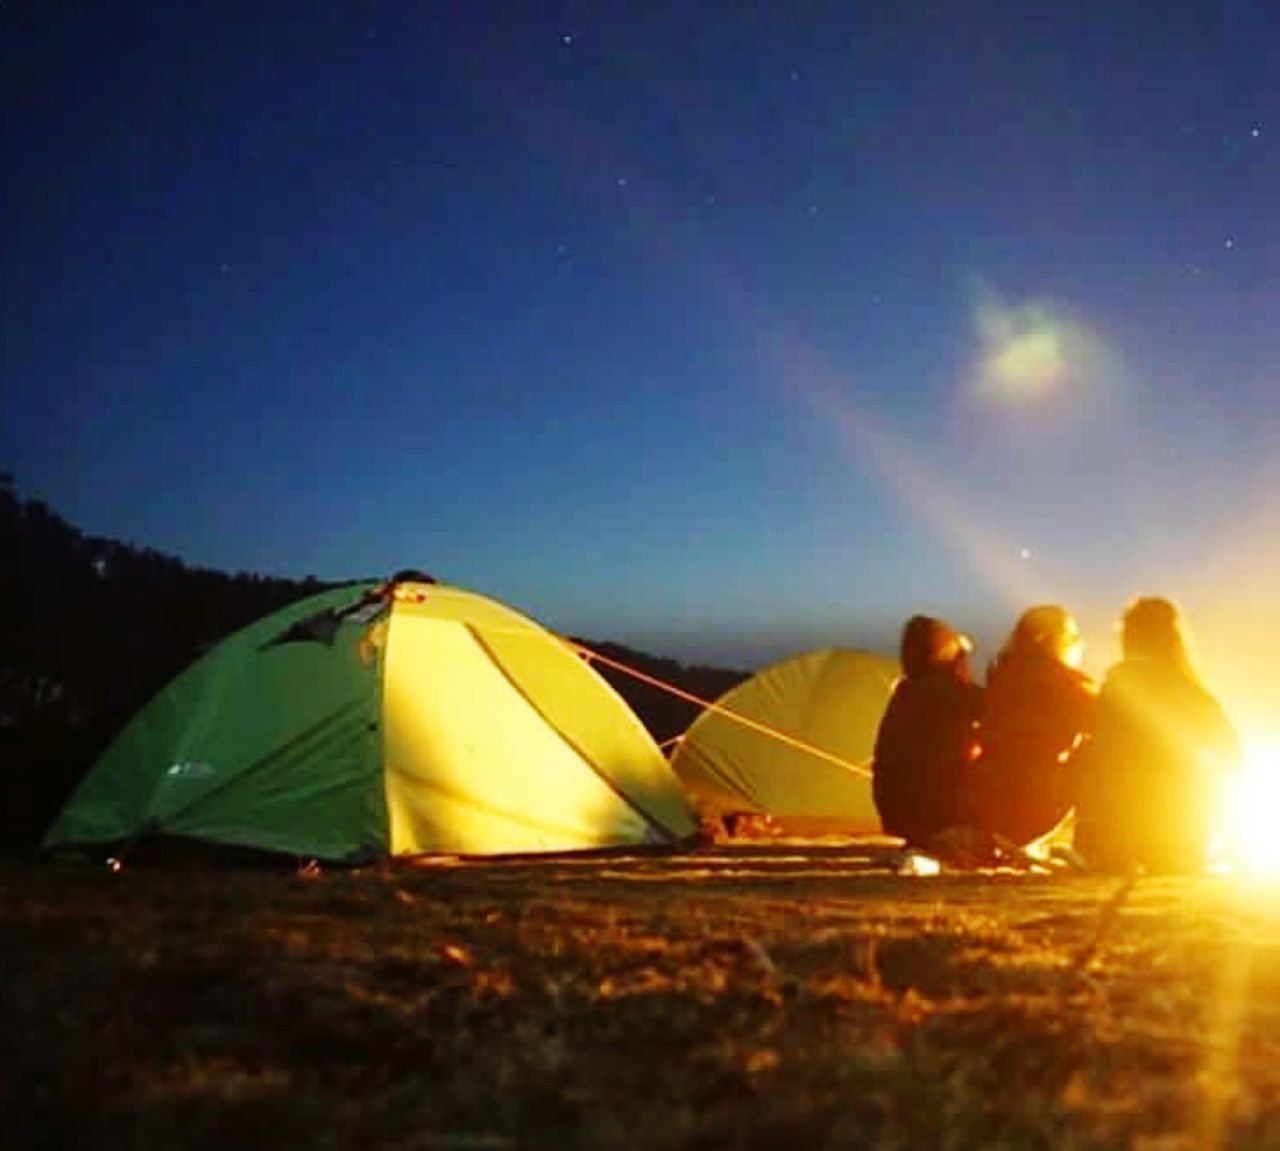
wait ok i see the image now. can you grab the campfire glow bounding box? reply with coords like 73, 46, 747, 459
1223, 738, 1280, 878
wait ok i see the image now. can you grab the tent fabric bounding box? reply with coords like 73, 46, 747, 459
45, 580, 696, 860
670, 648, 900, 836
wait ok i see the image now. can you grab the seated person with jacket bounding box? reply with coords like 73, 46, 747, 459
873, 614, 984, 850
970, 605, 1097, 847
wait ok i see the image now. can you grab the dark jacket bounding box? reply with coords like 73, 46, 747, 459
1073, 656, 1239, 872
872, 671, 984, 845
971, 651, 1096, 845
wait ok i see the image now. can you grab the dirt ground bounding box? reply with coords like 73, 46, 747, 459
3, 844, 1280, 1150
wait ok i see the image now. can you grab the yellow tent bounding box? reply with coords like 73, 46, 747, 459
670, 648, 900, 836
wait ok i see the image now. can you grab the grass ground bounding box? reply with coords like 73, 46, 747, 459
4, 845, 1280, 1150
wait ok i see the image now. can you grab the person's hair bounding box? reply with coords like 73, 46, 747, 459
995, 604, 1082, 668
1120, 595, 1195, 678
899, 614, 972, 679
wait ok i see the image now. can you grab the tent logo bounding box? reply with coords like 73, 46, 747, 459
166, 761, 215, 779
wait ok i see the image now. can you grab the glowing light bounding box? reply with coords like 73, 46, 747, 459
986, 328, 1066, 397
972, 291, 1073, 404
969, 286, 1124, 417
1224, 739, 1280, 877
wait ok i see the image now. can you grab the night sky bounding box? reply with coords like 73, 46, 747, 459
4, 4, 1278, 717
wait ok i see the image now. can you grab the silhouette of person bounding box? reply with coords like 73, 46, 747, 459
970, 605, 1097, 847
872, 615, 984, 848
1073, 596, 1240, 873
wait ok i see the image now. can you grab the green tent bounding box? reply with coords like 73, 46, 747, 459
670, 648, 900, 836
45, 578, 697, 860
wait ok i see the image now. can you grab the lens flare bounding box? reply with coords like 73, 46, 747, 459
973, 292, 1068, 403
985, 327, 1066, 398
969, 286, 1119, 413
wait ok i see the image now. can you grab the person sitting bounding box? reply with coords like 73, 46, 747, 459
1073, 596, 1240, 873
970, 605, 1097, 847
873, 614, 984, 851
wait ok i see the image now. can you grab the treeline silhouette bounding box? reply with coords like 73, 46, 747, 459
0, 474, 749, 856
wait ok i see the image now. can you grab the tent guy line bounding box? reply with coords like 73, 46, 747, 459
420, 606, 885, 779
569, 640, 877, 780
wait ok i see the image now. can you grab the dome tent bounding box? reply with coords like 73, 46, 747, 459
670, 648, 900, 836
45, 577, 697, 860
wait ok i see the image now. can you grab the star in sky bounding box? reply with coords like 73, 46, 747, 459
5, 1, 1280, 684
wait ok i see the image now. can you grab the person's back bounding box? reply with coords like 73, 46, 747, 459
1074, 597, 1239, 872
973, 606, 1096, 845
872, 615, 984, 846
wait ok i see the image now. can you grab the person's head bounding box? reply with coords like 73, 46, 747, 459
1120, 596, 1192, 671
899, 614, 974, 682
1002, 604, 1084, 669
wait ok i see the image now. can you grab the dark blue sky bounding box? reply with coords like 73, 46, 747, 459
4, 3, 1279, 698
